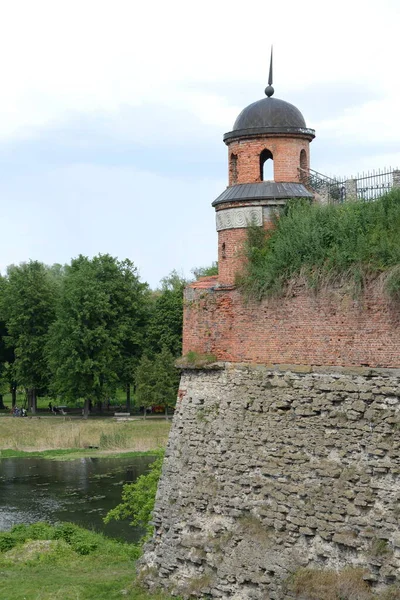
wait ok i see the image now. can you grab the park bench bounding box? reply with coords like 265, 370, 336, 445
113, 412, 132, 421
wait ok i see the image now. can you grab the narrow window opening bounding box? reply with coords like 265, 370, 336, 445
260, 149, 273, 181
230, 153, 238, 184
222, 242, 226, 259
299, 149, 308, 181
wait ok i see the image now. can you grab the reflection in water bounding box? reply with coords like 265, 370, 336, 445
0, 456, 154, 542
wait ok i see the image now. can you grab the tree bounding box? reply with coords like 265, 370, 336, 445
153, 346, 179, 419
112, 260, 149, 413
48, 254, 147, 417
135, 355, 156, 419
2, 262, 58, 413
147, 270, 186, 358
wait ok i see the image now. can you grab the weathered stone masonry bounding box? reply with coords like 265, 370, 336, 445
142, 364, 400, 599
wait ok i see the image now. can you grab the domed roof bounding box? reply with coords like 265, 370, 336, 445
223, 96, 315, 142
233, 97, 306, 130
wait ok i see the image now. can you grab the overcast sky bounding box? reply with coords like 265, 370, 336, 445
1, 0, 399, 287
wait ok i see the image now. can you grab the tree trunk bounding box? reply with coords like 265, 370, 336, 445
0, 394, 5, 410
31, 388, 37, 415
11, 386, 17, 408
143, 406, 147, 420
26, 388, 32, 412
126, 383, 131, 414
165, 405, 168, 420
83, 398, 90, 419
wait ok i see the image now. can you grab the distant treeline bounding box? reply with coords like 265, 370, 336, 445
239, 189, 400, 301
0, 255, 197, 416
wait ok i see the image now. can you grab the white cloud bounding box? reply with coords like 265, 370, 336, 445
0, 0, 399, 282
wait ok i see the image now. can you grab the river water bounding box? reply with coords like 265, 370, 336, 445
0, 455, 155, 542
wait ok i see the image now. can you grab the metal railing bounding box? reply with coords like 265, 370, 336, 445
354, 169, 394, 201
299, 167, 346, 204
299, 167, 399, 203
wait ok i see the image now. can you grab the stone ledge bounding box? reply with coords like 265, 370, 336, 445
177, 360, 400, 377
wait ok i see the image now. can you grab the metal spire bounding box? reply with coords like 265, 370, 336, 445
265, 46, 274, 97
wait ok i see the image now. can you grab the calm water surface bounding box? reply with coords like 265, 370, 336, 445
0, 455, 154, 542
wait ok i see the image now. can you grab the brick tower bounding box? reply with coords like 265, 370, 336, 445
214, 51, 315, 285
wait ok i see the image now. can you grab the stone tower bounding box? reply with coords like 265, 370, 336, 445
214, 52, 315, 285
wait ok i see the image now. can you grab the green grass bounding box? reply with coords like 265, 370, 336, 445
239, 190, 400, 300
0, 523, 176, 600
0, 418, 170, 454
0, 448, 159, 461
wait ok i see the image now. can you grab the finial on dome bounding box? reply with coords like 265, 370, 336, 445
265, 46, 274, 98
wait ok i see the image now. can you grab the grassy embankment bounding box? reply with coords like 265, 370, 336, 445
239, 190, 400, 300
0, 420, 172, 598
0, 417, 170, 459
0, 522, 177, 600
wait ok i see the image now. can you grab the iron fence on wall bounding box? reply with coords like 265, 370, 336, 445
299, 167, 399, 203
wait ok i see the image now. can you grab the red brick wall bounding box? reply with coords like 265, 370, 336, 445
183, 283, 400, 368
227, 136, 310, 185
217, 219, 275, 285
217, 228, 248, 285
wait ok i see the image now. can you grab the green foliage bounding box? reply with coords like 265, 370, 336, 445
1, 261, 58, 397
104, 450, 164, 541
177, 351, 218, 368
153, 346, 179, 412
136, 347, 179, 415
239, 190, 400, 300
47, 254, 148, 410
191, 262, 218, 279
0, 532, 17, 552
146, 270, 185, 357
135, 355, 157, 413
0, 522, 178, 599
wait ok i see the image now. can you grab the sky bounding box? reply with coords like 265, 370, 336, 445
1, 0, 399, 287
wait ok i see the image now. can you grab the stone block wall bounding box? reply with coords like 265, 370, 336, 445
183, 283, 400, 369
141, 363, 400, 599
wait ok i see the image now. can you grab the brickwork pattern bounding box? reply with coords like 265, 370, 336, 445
183, 284, 400, 368
141, 364, 400, 599
227, 136, 310, 185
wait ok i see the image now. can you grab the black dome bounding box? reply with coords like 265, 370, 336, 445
224, 97, 314, 142
234, 97, 306, 130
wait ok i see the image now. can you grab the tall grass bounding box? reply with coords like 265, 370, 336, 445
238, 189, 400, 300
0, 418, 170, 453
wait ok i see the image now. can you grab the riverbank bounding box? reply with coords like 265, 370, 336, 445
0, 522, 177, 600
0, 417, 171, 456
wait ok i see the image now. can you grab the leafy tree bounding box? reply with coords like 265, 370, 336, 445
0, 276, 16, 409
48, 254, 147, 417
111, 259, 149, 413
153, 346, 179, 418
147, 270, 186, 357
135, 355, 156, 419
2, 262, 58, 413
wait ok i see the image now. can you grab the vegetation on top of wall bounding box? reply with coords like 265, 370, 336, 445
238, 189, 400, 301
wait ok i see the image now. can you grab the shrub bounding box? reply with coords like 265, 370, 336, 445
239, 190, 400, 300
104, 450, 164, 542
0, 533, 17, 552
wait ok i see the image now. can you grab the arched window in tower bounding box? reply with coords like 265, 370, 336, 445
260, 149, 273, 181
300, 149, 308, 181
230, 153, 238, 184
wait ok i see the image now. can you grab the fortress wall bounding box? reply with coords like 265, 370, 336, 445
183, 283, 400, 369
141, 363, 400, 599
